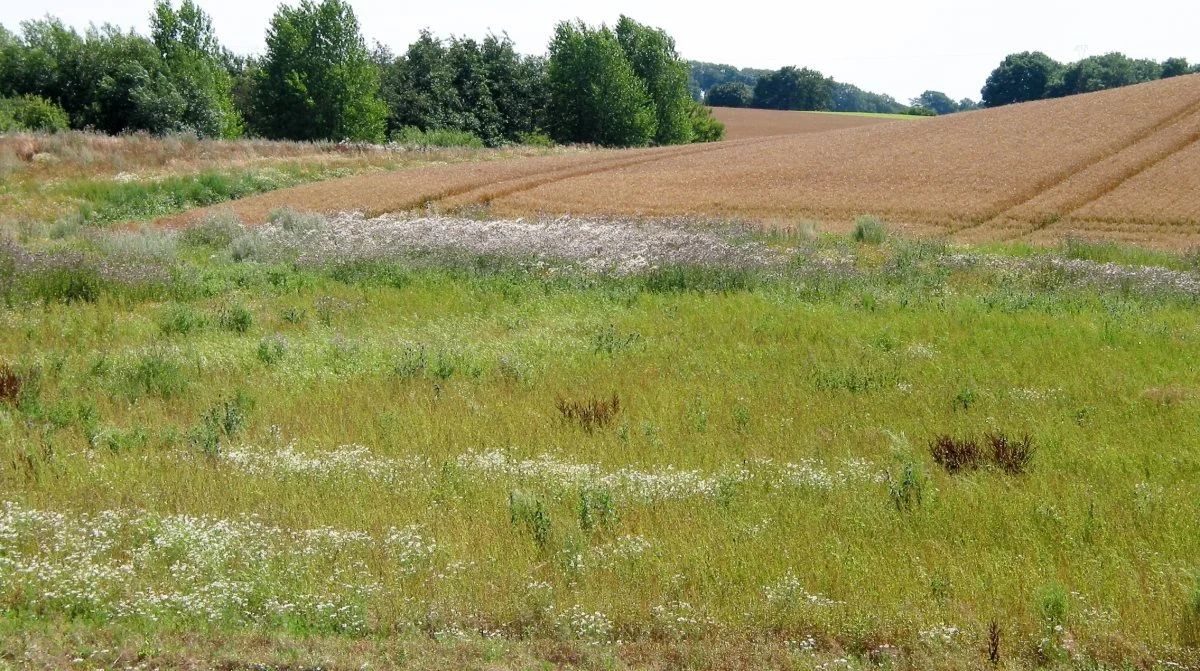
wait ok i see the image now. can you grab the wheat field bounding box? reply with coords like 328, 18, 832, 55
708, 107, 906, 140
167, 75, 1200, 248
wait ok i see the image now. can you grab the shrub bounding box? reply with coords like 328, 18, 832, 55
517, 131, 555, 147
26, 264, 103, 304
218, 304, 254, 333
267, 207, 328, 234
390, 126, 484, 148
929, 434, 984, 474
852, 215, 887, 245
159, 304, 204, 336
229, 232, 265, 262
689, 104, 726, 142
0, 95, 70, 133
257, 335, 289, 365
121, 348, 188, 401
181, 211, 243, 248
189, 391, 253, 459
988, 432, 1035, 474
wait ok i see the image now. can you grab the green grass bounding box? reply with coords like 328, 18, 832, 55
1, 226, 1199, 670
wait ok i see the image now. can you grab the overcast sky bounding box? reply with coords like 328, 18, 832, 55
2, 0, 1196, 103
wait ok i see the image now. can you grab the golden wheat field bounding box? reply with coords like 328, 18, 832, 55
168, 75, 1200, 248
708, 107, 903, 140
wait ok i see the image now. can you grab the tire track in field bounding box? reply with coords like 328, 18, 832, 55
428, 137, 772, 212
951, 92, 1200, 239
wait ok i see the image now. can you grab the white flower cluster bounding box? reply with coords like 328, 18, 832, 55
248, 212, 784, 275
762, 571, 843, 608
918, 623, 961, 646
213, 444, 884, 504
0, 501, 435, 632
942, 253, 1200, 298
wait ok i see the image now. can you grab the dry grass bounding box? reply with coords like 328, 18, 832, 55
709, 106, 905, 140
162, 75, 1200, 248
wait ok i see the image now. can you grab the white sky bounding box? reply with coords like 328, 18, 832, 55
2, 0, 1197, 103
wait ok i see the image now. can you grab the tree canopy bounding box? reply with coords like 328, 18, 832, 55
546, 20, 656, 147
253, 0, 386, 142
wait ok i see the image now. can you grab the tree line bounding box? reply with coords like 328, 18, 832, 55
980, 52, 1197, 108
691, 61, 916, 114
0, 0, 722, 146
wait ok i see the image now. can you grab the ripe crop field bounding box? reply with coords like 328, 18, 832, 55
708, 107, 906, 140
182, 75, 1200, 248
3, 204, 1200, 669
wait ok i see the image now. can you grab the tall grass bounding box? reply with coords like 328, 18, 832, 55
1, 226, 1198, 669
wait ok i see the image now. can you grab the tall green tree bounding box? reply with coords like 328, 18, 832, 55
1161, 57, 1191, 78
1050, 52, 1160, 97
480, 33, 547, 142
911, 90, 958, 115
753, 66, 832, 111
705, 81, 752, 108
254, 0, 386, 142
377, 30, 460, 135
980, 51, 1061, 107
546, 20, 655, 147
150, 0, 242, 137
615, 16, 692, 144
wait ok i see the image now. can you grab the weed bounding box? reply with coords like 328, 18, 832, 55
731, 401, 751, 435
229, 232, 264, 262
1039, 583, 1068, 626
181, 210, 242, 248
509, 490, 552, 551
557, 394, 621, 433
887, 457, 926, 512
120, 348, 188, 401
929, 435, 983, 474
218, 304, 254, 334
952, 387, 977, 411
268, 207, 328, 234
104, 426, 148, 452
159, 303, 204, 336
1144, 385, 1191, 407
189, 390, 253, 458
592, 325, 641, 356
395, 344, 429, 380
0, 363, 21, 405
280, 306, 307, 325
257, 335, 289, 365
578, 489, 617, 532
988, 432, 1034, 475
988, 620, 1001, 666
852, 215, 887, 245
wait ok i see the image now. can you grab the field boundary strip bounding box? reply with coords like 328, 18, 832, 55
951, 92, 1200, 239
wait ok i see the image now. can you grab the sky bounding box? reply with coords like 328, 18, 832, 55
2, 0, 1197, 103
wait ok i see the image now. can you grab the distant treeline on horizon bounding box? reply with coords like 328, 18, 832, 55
690, 51, 1198, 116
2, 0, 1197, 144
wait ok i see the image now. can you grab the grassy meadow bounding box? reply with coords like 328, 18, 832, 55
1, 202, 1199, 669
